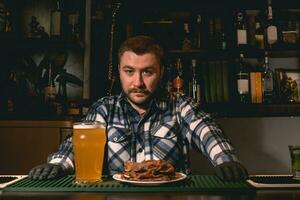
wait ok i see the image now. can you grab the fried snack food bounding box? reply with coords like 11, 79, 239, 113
122, 160, 177, 181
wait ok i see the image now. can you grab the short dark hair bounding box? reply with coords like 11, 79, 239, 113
118, 35, 164, 66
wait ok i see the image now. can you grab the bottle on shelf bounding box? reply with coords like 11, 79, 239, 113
249, 60, 263, 104
188, 59, 201, 103
254, 17, 265, 49
4, 10, 11, 32
193, 14, 202, 49
236, 53, 250, 103
44, 64, 56, 105
165, 63, 174, 99
172, 58, 185, 97
66, 12, 80, 41
50, 0, 63, 38
220, 32, 227, 50
53, 69, 68, 116
208, 17, 215, 49
236, 10, 248, 47
262, 51, 274, 103
247, 12, 256, 47
215, 17, 226, 50
265, 0, 278, 48
182, 23, 192, 51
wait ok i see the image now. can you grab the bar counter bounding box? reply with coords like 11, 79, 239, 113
1, 187, 300, 200
1, 175, 300, 200
0, 190, 300, 200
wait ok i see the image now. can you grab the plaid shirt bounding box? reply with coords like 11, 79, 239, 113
48, 92, 238, 175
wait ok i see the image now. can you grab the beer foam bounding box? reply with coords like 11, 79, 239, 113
73, 124, 105, 129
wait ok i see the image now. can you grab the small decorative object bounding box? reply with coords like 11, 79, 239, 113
67, 12, 80, 40
285, 77, 297, 103
275, 69, 300, 103
28, 16, 49, 38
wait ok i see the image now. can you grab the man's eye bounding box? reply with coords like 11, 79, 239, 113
125, 70, 133, 75
143, 70, 153, 76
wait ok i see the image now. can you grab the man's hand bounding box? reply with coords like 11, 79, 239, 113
214, 161, 248, 182
28, 163, 67, 180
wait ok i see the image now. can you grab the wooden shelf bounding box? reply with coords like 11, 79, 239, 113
124, 0, 300, 14
124, 0, 234, 12
0, 38, 84, 51
238, 46, 300, 58
167, 48, 299, 59
202, 103, 300, 117
168, 49, 232, 59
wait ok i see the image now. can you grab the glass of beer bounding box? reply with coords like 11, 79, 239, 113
289, 145, 300, 179
72, 122, 106, 184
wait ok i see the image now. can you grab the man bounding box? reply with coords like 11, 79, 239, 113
29, 35, 248, 182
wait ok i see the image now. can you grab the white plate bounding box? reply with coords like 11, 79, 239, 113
112, 172, 187, 186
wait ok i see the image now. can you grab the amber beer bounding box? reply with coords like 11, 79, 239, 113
72, 122, 106, 184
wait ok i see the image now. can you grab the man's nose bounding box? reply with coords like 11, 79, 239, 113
133, 73, 144, 87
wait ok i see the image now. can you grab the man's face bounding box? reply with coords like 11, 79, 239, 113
119, 51, 162, 108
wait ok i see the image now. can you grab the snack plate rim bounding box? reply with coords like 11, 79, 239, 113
112, 172, 187, 186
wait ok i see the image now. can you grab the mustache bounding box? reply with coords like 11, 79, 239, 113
128, 88, 149, 94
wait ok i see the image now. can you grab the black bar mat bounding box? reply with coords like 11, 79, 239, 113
247, 175, 300, 188
3, 175, 253, 193
250, 175, 300, 184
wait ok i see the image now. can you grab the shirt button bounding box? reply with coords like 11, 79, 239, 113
138, 148, 143, 153
113, 137, 118, 142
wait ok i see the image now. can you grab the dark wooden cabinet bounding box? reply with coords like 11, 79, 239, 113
0, 120, 72, 174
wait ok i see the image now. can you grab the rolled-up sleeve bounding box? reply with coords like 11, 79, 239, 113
47, 136, 75, 172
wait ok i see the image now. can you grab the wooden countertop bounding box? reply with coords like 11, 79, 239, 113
1, 190, 300, 200
0, 120, 73, 128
